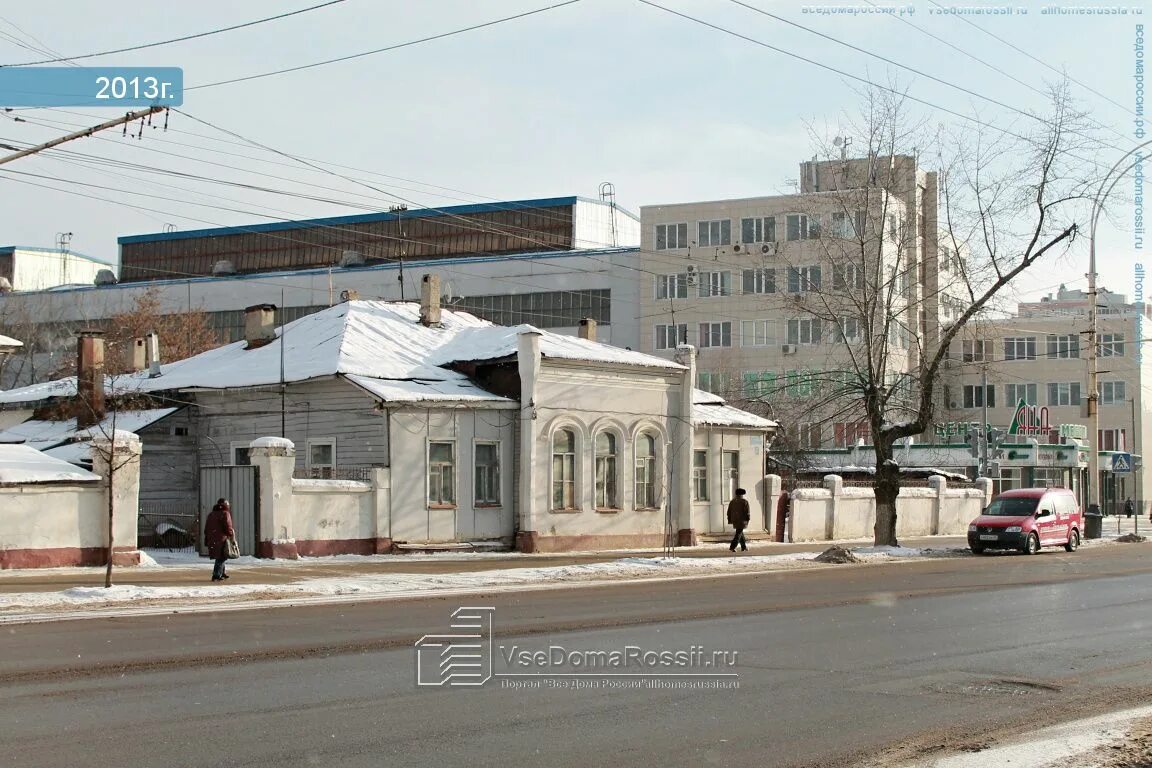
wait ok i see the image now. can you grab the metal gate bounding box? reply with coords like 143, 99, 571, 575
199, 466, 259, 556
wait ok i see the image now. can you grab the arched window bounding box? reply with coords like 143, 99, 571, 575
595, 432, 618, 509
635, 432, 657, 509
552, 429, 577, 510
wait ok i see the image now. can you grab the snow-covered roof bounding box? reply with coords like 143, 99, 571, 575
0, 334, 22, 348
0, 301, 680, 407
692, 390, 777, 429
0, 409, 176, 454
0, 444, 99, 484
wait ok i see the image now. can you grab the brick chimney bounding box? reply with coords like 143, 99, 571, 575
578, 318, 597, 342
244, 304, 277, 349
131, 337, 147, 373
76, 331, 105, 430
420, 274, 441, 327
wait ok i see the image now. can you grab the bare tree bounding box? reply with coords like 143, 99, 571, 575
777, 84, 1094, 545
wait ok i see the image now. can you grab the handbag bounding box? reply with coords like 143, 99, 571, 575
224, 536, 240, 560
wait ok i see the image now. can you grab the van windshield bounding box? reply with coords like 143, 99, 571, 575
985, 497, 1040, 516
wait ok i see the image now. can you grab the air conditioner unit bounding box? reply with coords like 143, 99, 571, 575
781, 344, 797, 355
685, 265, 697, 285
761, 242, 778, 256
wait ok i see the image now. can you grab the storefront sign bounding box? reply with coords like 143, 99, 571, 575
1008, 400, 1051, 436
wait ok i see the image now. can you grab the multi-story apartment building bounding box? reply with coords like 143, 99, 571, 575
638, 155, 960, 450
943, 285, 1152, 511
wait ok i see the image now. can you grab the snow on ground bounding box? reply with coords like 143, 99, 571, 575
898, 705, 1152, 767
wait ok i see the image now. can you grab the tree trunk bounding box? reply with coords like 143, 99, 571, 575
873, 443, 900, 547
104, 460, 114, 588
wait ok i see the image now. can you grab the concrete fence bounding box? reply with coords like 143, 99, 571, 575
771, 474, 993, 542
0, 434, 142, 569
250, 438, 391, 559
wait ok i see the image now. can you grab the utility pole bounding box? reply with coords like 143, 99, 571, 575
0, 106, 165, 167
980, 361, 989, 477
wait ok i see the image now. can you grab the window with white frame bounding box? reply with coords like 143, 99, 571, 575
692, 450, 708, 502
474, 442, 500, 506
832, 263, 864, 290
833, 422, 870, 448
1099, 428, 1127, 452
1101, 380, 1126, 405
1046, 382, 1081, 407
787, 266, 821, 292
1046, 334, 1080, 359
552, 429, 578, 510
698, 270, 732, 297
230, 443, 251, 466
697, 371, 730, 395
655, 323, 687, 350
741, 216, 776, 243
1004, 337, 1037, 361
635, 433, 658, 509
833, 316, 861, 342
655, 223, 688, 250
594, 432, 619, 509
963, 384, 995, 408
742, 370, 777, 398
1005, 383, 1038, 405
785, 214, 808, 241
787, 318, 822, 345
961, 339, 987, 363
741, 319, 775, 347
1099, 333, 1125, 357
831, 211, 858, 239
307, 439, 336, 478
742, 268, 775, 295
428, 441, 456, 506
655, 273, 689, 299
699, 321, 732, 348
721, 451, 739, 503
697, 219, 731, 247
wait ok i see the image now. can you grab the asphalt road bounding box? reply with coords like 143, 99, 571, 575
3, 544, 1151, 768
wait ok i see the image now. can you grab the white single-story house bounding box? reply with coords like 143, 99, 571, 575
0, 282, 776, 556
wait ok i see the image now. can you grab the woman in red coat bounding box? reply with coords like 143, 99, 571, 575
204, 498, 235, 582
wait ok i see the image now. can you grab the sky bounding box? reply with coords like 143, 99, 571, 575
0, 0, 1145, 308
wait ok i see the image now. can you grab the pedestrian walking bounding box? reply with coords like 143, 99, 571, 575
204, 498, 235, 582
727, 488, 751, 552
1125, 498, 1134, 518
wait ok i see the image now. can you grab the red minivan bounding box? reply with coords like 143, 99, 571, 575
967, 488, 1082, 555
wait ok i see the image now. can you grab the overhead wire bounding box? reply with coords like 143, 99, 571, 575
0, 1, 348, 67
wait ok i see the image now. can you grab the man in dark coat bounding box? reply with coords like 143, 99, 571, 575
204, 498, 235, 582
727, 488, 751, 552
1125, 498, 1135, 518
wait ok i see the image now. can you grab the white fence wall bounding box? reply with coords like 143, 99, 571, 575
778, 475, 993, 542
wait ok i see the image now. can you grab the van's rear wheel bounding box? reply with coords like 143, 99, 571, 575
1064, 528, 1080, 552
1022, 533, 1040, 555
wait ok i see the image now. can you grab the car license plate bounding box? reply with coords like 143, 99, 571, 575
979, 534, 998, 541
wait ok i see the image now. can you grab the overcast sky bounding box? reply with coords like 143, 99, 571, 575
0, 0, 1144, 306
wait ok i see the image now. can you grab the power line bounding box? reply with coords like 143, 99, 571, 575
925, 0, 1132, 118
0, 1, 348, 68
726, 0, 1130, 150
186, 0, 585, 91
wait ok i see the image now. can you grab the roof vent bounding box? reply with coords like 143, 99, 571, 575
94, 269, 117, 286
212, 260, 237, 276
339, 250, 365, 268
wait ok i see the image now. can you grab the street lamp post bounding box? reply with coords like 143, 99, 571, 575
1086, 139, 1152, 515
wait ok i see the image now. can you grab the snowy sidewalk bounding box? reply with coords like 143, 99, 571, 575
0, 542, 966, 623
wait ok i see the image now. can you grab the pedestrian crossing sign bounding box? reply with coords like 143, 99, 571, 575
1111, 453, 1132, 473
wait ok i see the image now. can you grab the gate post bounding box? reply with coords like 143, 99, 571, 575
90, 430, 142, 566
250, 437, 298, 559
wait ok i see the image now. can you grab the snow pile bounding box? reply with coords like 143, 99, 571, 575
814, 546, 861, 564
